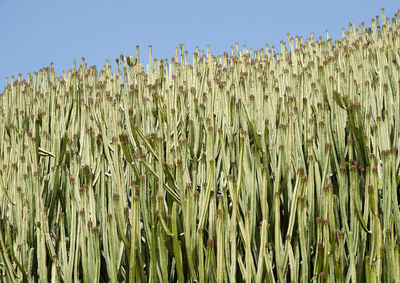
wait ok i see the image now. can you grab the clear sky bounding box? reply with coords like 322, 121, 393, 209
0, 0, 399, 90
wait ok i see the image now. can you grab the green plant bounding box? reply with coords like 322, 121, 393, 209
0, 8, 400, 282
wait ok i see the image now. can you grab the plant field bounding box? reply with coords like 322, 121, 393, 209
1, 8, 400, 283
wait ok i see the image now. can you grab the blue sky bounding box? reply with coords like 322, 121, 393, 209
0, 0, 398, 90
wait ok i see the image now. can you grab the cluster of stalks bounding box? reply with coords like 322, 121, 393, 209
0, 8, 400, 283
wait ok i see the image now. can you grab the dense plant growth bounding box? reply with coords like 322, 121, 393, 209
0, 8, 400, 282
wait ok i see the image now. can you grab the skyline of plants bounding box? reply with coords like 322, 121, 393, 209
0, 8, 399, 282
